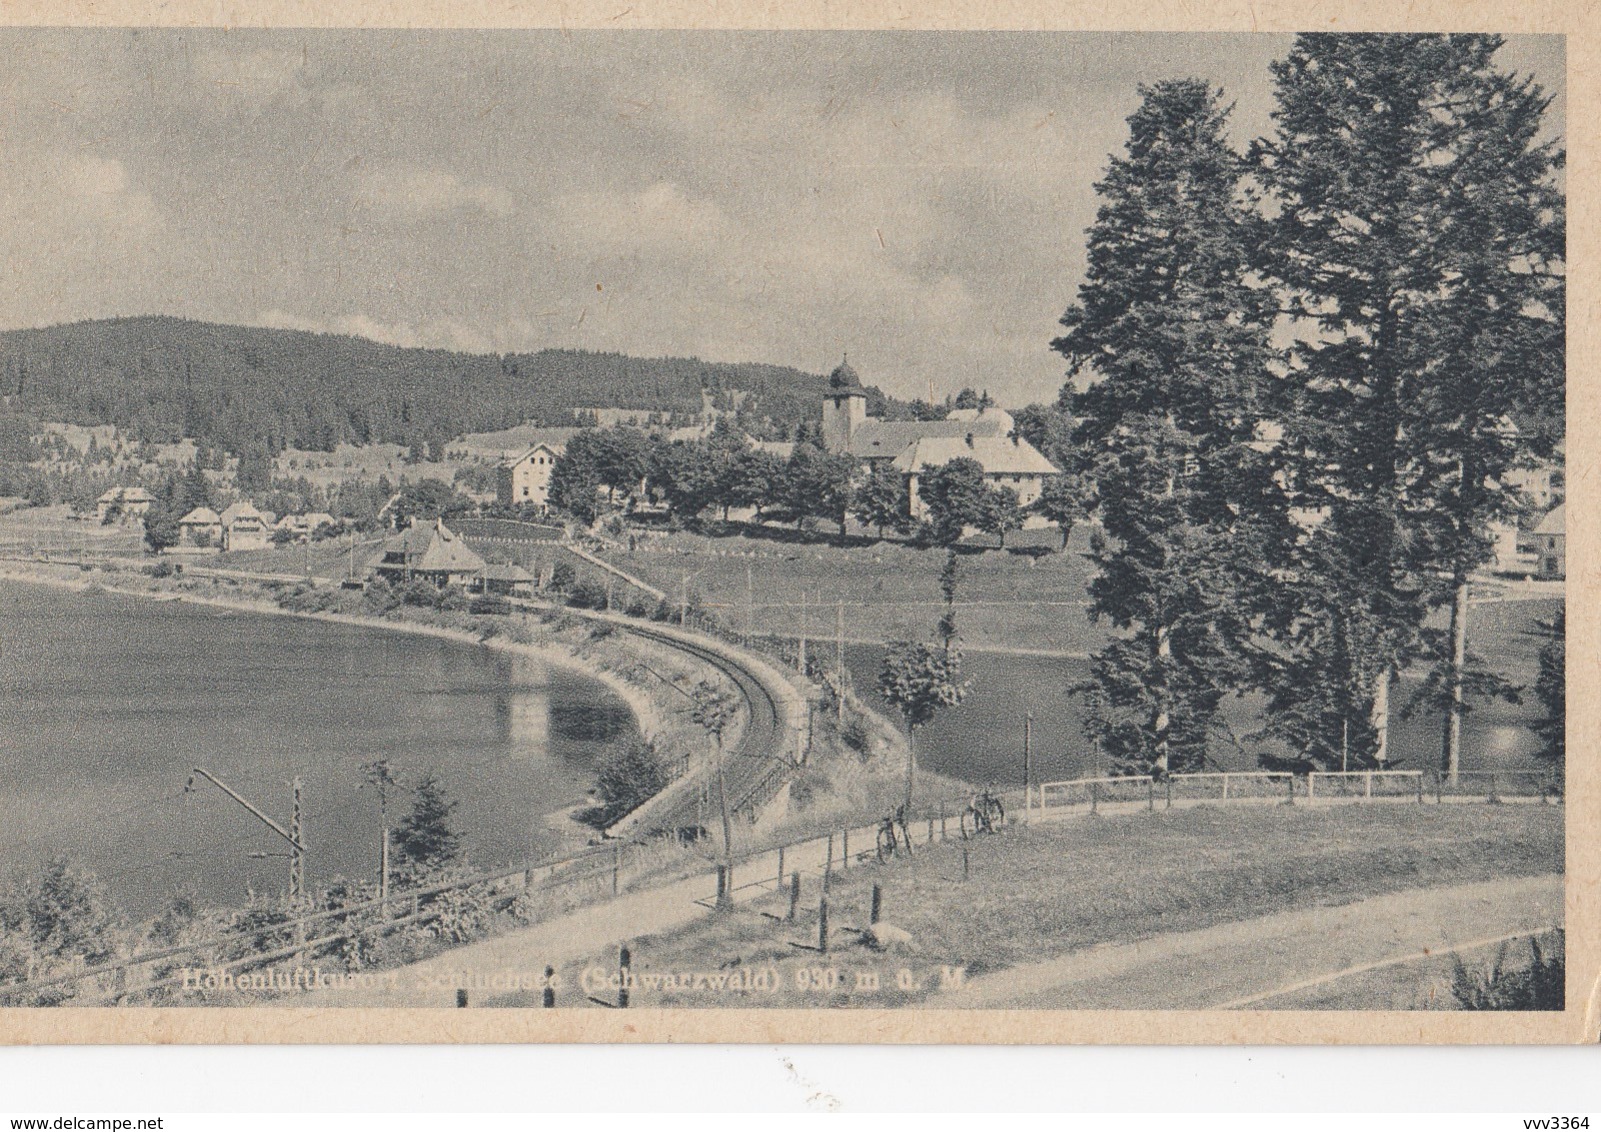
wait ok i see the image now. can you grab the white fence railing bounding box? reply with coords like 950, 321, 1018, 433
1307, 769, 1425, 801
1028, 767, 1557, 822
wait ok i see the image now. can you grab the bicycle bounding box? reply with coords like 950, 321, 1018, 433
961, 789, 1005, 838
875, 805, 914, 863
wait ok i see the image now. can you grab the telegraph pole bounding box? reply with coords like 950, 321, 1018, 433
835, 599, 846, 722
1024, 713, 1033, 823
797, 590, 808, 674
184, 768, 306, 901
289, 776, 304, 904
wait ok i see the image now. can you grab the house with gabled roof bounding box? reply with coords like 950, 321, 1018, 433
219, 501, 270, 552
497, 441, 566, 511
367, 517, 487, 588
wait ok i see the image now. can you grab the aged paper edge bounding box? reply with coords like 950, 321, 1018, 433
0, 0, 1592, 1046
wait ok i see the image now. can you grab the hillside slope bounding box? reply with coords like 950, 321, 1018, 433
0, 316, 875, 455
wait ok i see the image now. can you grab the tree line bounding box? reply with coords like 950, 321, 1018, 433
540, 417, 1070, 548
1055, 35, 1563, 778
0, 317, 883, 462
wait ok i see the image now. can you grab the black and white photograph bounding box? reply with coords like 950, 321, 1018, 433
0, 17, 1579, 1046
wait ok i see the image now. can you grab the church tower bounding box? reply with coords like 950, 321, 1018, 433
821, 356, 867, 455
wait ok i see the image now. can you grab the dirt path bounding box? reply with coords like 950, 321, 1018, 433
933, 874, 1562, 1010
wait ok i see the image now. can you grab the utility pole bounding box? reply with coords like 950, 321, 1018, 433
185, 767, 306, 900
1024, 712, 1033, 823
289, 776, 304, 904
797, 590, 807, 674
836, 599, 846, 722
745, 560, 754, 645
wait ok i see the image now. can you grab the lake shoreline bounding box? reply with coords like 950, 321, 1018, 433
0, 561, 737, 862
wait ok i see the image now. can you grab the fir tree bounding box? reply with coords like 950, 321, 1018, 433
393, 771, 461, 874
1053, 78, 1281, 775
1254, 34, 1564, 772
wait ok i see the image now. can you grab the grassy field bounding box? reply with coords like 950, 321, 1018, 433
609, 525, 1104, 654
1254, 929, 1564, 1010
489, 802, 1562, 1009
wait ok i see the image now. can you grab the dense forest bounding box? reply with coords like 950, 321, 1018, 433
0, 316, 887, 457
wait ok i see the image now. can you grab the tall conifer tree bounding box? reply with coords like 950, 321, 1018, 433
1254, 34, 1564, 772
1054, 79, 1282, 774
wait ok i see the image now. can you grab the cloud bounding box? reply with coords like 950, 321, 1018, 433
355, 168, 515, 220
191, 46, 307, 106
254, 309, 538, 356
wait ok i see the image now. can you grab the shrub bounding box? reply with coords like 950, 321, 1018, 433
568, 579, 609, 610
1451, 933, 1564, 1010
625, 597, 650, 618
470, 595, 513, 616
148, 559, 176, 579
580, 740, 674, 828
548, 561, 576, 593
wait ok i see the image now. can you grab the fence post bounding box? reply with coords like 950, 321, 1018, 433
962, 843, 970, 882
542, 966, 556, 1008
1286, 773, 1295, 807
1147, 779, 1155, 812
1365, 771, 1373, 800
787, 871, 801, 922
777, 847, 785, 890
1307, 774, 1316, 802
824, 834, 834, 881
612, 843, 622, 897
940, 803, 947, 841
1488, 772, 1500, 804
1090, 781, 1098, 815
817, 892, 829, 954
927, 816, 935, 844
1221, 773, 1230, 802
716, 865, 728, 907
1435, 771, 1444, 805
841, 831, 849, 870
618, 945, 631, 1009
1416, 773, 1424, 805
870, 883, 882, 925
1166, 777, 1173, 810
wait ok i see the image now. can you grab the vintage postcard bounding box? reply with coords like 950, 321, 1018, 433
0, 0, 1591, 1045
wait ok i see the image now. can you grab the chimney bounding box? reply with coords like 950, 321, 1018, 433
965, 433, 974, 448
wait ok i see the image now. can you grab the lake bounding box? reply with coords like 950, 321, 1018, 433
845, 596, 1557, 787
0, 580, 636, 916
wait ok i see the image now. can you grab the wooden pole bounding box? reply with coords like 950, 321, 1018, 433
618, 946, 631, 1009
787, 871, 801, 922
1023, 713, 1033, 824
836, 600, 846, 722
870, 883, 882, 925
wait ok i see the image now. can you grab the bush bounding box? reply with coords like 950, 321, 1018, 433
841, 713, 871, 756
580, 740, 674, 828
548, 561, 576, 593
399, 579, 446, 610
470, 595, 513, 616
624, 597, 650, 618
1451, 933, 1564, 1010
148, 559, 177, 579
567, 579, 609, 610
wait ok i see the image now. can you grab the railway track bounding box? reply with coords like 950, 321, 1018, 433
615, 622, 790, 832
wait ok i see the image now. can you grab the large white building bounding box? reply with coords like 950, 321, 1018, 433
820, 360, 1058, 520
497, 441, 566, 511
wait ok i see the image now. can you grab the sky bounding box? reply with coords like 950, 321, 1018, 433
0, 30, 1565, 407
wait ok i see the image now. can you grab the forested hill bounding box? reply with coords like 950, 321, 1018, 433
0, 316, 869, 456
